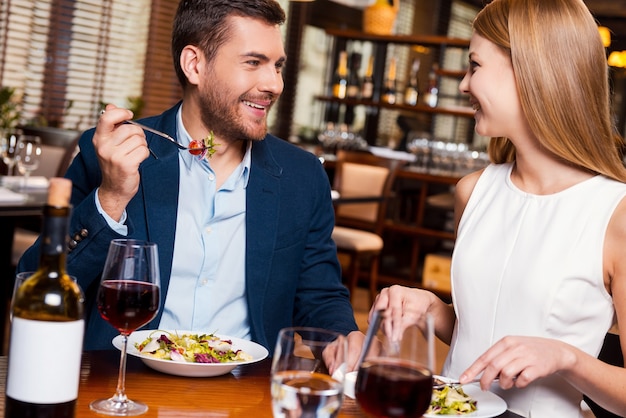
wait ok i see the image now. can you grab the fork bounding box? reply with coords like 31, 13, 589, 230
125, 120, 207, 151
432, 377, 500, 389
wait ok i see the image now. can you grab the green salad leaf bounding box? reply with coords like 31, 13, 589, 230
135, 330, 253, 364
427, 385, 478, 415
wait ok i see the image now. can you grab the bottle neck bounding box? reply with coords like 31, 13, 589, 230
38, 205, 71, 274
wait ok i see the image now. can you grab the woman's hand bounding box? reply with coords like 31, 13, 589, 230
459, 336, 576, 390
370, 285, 455, 344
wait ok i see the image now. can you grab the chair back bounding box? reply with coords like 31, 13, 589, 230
19, 126, 80, 177
333, 149, 403, 235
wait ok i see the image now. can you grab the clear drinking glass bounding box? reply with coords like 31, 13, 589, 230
355, 311, 435, 418
15, 134, 42, 188
1, 132, 19, 176
271, 327, 348, 418
89, 239, 161, 416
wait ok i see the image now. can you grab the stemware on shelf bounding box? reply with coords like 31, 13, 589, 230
15, 134, 42, 188
89, 239, 161, 416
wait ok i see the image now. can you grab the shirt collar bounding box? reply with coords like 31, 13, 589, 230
175, 105, 252, 187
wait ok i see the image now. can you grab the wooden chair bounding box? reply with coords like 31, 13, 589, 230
332, 149, 403, 304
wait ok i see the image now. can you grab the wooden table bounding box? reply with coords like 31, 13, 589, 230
0, 350, 523, 417
0, 350, 364, 417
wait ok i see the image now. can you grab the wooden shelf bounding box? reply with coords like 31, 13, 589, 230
325, 28, 470, 48
315, 96, 475, 118
320, 27, 474, 146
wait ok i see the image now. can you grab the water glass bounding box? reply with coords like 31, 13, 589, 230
271, 327, 348, 418
15, 135, 42, 188
1, 133, 19, 175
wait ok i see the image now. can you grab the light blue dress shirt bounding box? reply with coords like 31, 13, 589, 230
97, 107, 252, 339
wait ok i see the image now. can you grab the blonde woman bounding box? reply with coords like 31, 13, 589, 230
372, 0, 626, 416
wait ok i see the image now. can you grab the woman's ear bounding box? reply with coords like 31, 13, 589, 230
179, 45, 204, 86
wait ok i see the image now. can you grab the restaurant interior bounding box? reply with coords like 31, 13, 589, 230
2, 0, 626, 339
1, 0, 626, 416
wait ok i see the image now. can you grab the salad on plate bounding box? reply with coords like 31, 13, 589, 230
428, 384, 478, 415
135, 330, 253, 364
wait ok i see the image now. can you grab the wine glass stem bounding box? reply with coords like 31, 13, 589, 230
113, 334, 130, 403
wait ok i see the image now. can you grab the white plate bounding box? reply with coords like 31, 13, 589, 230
112, 329, 269, 377
424, 375, 507, 418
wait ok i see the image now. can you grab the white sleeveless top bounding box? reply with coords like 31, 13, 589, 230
443, 163, 626, 417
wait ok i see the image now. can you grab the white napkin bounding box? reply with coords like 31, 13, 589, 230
0, 186, 27, 202
1, 176, 50, 189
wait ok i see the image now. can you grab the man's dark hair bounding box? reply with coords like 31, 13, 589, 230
172, 0, 286, 88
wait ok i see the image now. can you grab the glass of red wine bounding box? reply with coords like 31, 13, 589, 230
89, 239, 161, 416
355, 311, 434, 418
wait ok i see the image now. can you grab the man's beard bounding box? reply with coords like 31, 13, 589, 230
198, 84, 273, 142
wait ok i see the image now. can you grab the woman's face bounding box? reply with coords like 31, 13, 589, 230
459, 33, 524, 139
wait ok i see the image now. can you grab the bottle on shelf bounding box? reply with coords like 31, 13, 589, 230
332, 50, 349, 100
344, 51, 362, 126
403, 58, 421, 106
346, 52, 362, 99
5, 177, 85, 418
361, 55, 375, 100
381, 57, 397, 105
423, 63, 439, 107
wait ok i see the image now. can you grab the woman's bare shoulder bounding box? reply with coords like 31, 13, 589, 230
455, 169, 486, 205
605, 195, 626, 295
453, 168, 486, 231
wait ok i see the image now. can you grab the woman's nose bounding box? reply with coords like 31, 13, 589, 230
459, 71, 470, 94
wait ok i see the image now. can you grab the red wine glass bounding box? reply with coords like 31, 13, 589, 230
89, 239, 161, 416
355, 311, 435, 418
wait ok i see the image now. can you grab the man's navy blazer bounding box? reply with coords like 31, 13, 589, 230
18, 103, 358, 352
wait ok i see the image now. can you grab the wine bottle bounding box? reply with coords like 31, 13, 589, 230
381, 57, 397, 104
344, 51, 362, 127
346, 52, 362, 99
332, 51, 349, 99
5, 177, 85, 418
404, 58, 420, 106
423, 63, 439, 107
361, 56, 375, 100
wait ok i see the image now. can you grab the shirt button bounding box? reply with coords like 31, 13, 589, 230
201, 278, 209, 286
205, 227, 212, 233
208, 173, 215, 181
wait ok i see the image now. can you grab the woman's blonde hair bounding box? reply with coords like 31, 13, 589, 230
474, 0, 626, 182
